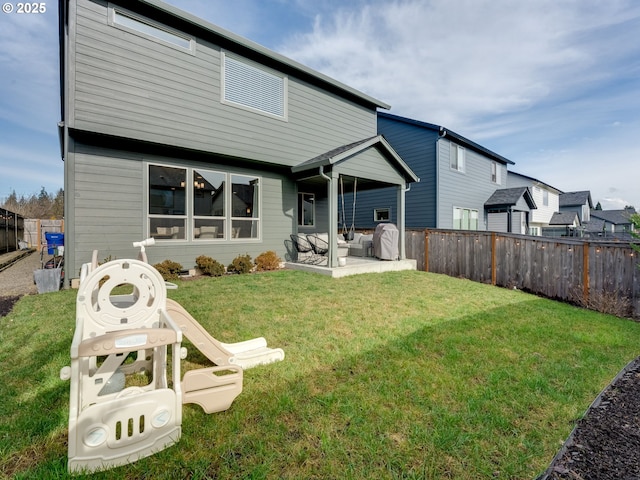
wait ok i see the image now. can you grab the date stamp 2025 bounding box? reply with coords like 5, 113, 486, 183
2, 2, 47, 14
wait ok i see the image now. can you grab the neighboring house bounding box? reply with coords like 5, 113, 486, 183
543, 211, 581, 237
352, 112, 514, 231
484, 187, 537, 234
507, 171, 562, 235
559, 191, 593, 224
58, 0, 418, 280
588, 207, 637, 240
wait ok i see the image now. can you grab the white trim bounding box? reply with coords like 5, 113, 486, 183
374, 207, 391, 222
108, 4, 195, 54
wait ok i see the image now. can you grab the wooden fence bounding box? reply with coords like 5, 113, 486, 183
23, 219, 64, 251
405, 229, 640, 319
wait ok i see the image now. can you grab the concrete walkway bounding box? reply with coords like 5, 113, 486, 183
0, 250, 44, 296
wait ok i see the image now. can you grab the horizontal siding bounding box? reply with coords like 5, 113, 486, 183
354, 116, 437, 229
336, 147, 404, 185
506, 175, 559, 224
66, 142, 297, 280
437, 140, 504, 230
71, 0, 377, 167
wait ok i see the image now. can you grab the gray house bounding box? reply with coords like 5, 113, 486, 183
351, 112, 514, 231
484, 187, 537, 234
507, 171, 562, 236
58, 0, 418, 281
559, 191, 593, 224
588, 207, 637, 239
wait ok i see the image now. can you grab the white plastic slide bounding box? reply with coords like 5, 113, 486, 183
166, 299, 285, 370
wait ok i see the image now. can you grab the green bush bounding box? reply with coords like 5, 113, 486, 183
227, 253, 253, 274
255, 250, 282, 272
153, 259, 183, 281
195, 255, 225, 277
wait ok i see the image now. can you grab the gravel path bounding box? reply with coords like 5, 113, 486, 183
0, 251, 42, 297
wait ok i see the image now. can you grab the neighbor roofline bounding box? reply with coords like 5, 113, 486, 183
378, 111, 515, 165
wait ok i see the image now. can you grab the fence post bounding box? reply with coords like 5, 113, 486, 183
424, 229, 429, 272
491, 232, 497, 286
583, 242, 589, 305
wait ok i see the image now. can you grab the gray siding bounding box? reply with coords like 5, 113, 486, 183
71, 0, 376, 165
66, 142, 296, 277
437, 139, 506, 230
354, 115, 437, 229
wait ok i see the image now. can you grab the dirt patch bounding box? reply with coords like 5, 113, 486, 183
0, 295, 21, 317
539, 356, 640, 479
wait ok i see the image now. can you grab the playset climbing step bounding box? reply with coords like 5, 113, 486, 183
61, 239, 284, 473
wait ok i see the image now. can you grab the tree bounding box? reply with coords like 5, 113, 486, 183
0, 187, 64, 219
631, 214, 640, 263
595, 201, 602, 210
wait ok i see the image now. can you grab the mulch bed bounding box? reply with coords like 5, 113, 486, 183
0, 295, 21, 317
538, 356, 640, 479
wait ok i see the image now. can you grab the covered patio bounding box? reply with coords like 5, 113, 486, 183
284, 254, 417, 278
288, 135, 419, 274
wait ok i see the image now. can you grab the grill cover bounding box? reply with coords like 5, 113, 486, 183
373, 223, 399, 260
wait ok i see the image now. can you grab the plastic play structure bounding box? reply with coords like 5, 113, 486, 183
60, 238, 284, 473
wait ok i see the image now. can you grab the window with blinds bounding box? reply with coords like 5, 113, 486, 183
222, 52, 287, 120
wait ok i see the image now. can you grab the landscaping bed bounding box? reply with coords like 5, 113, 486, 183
539, 356, 640, 479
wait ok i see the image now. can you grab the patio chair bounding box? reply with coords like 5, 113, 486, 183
307, 234, 329, 257
290, 233, 315, 263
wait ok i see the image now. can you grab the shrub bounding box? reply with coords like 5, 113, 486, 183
227, 254, 253, 274
255, 250, 282, 272
153, 259, 183, 281
195, 255, 225, 277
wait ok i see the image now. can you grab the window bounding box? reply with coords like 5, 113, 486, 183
222, 52, 288, 120
374, 208, 391, 222
298, 193, 315, 227
148, 164, 260, 241
543, 190, 549, 206
450, 143, 465, 172
231, 174, 260, 239
148, 165, 187, 239
491, 161, 501, 184
193, 169, 225, 240
109, 5, 194, 52
453, 207, 478, 230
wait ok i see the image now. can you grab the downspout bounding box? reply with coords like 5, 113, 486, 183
435, 127, 447, 228
319, 166, 330, 183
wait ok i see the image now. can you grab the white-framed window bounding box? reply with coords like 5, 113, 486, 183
221, 52, 288, 120
298, 193, 315, 227
543, 190, 549, 206
108, 4, 195, 53
374, 208, 391, 222
450, 143, 465, 172
231, 174, 260, 239
453, 207, 478, 230
491, 161, 501, 184
147, 164, 260, 241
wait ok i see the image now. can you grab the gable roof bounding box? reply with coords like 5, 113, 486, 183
549, 212, 580, 226
590, 208, 636, 225
59, 0, 390, 116
292, 135, 419, 184
484, 187, 537, 209
559, 191, 593, 208
378, 111, 515, 166
507, 171, 563, 194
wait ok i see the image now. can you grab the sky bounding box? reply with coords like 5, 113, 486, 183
1, 0, 639, 210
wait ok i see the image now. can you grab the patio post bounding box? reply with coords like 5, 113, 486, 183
397, 184, 406, 260
328, 170, 339, 268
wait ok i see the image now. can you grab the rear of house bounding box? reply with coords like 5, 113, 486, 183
59, 0, 416, 280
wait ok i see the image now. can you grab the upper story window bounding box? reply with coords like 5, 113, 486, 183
450, 143, 465, 172
109, 5, 195, 53
543, 189, 549, 206
491, 161, 501, 184
221, 52, 288, 120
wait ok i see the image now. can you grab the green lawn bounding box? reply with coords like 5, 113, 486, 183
2, 270, 639, 479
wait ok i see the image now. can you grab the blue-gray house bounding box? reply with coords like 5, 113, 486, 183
351, 112, 517, 232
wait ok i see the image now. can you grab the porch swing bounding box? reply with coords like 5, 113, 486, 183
340, 176, 357, 241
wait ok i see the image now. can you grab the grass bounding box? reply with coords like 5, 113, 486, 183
1, 269, 640, 479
